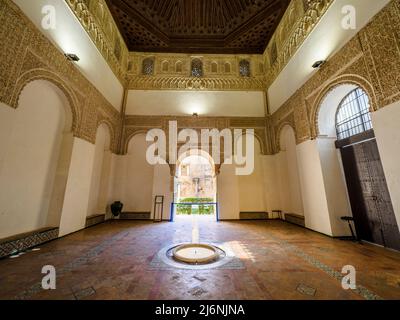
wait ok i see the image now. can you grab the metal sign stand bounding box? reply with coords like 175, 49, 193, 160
153, 196, 164, 223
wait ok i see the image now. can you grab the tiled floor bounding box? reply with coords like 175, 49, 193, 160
0, 218, 399, 300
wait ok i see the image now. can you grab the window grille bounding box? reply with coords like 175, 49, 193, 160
191, 59, 203, 77
142, 58, 154, 75
336, 88, 372, 140
239, 60, 251, 77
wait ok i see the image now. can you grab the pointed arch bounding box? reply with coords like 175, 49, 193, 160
276, 122, 297, 153
96, 118, 117, 152
310, 74, 378, 138
162, 60, 169, 72
11, 68, 81, 134
224, 62, 231, 73
211, 61, 218, 73
175, 61, 183, 73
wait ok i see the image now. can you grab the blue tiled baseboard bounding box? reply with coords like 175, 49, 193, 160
119, 212, 151, 220
0, 227, 59, 259
240, 212, 269, 220
285, 213, 305, 227
85, 214, 106, 228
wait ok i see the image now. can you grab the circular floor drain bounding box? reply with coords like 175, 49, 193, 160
154, 243, 237, 270
173, 244, 219, 264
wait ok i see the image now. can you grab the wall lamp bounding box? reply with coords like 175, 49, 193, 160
312, 60, 326, 69
64, 53, 80, 62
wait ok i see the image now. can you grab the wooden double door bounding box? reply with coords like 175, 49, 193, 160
338, 131, 400, 251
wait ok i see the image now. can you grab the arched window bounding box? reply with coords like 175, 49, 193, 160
162, 60, 169, 72
176, 61, 183, 73
191, 59, 203, 77
142, 57, 154, 75
239, 60, 251, 77
336, 88, 372, 140
224, 62, 231, 73
211, 62, 218, 73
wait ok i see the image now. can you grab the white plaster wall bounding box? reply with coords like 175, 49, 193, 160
46, 132, 74, 228
261, 155, 281, 213
105, 153, 119, 219
278, 126, 304, 216
97, 150, 112, 214
0, 81, 68, 239
151, 165, 174, 221
316, 84, 362, 236
317, 138, 352, 236
238, 143, 266, 212
285, 145, 304, 216
87, 125, 111, 216
127, 90, 266, 117
0, 104, 15, 174
275, 151, 290, 213
59, 138, 95, 236
372, 101, 400, 230
110, 155, 126, 207
217, 164, 240, 220
111, 135, 154, 212
297, 140, 333, 236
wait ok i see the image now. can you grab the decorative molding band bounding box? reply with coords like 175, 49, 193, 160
128, 76, 266, 91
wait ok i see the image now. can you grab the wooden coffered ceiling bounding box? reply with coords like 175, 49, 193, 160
105, 0, 290, 54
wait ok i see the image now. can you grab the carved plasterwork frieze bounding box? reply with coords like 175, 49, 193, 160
264, 0, 333, 87
270, 1, 400, 151
293, 92, 311, 144
2, 0, 400, 158
0, 0, 122, 153
274, 113, 296, 153
28, 0, 334, 95
123, 116, 269, 156
128, 75, 265, 91
65, 0, 128, 84
63, 0, 334, 94
127, 53, 266, 91
358, 3, 400, 107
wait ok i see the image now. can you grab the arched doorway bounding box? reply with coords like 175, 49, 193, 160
124, 133, 155, 215
237, 135, 268, 218
87, 123, 112, 218
318, 85, 400, 250
174, 149, 217, 222
278, 125, 304, 218
0, 80, 74, 238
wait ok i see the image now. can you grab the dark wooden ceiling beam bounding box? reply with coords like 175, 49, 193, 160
105, 0, 291, 54
224, 0, 289, 44
106, 0, 170, 44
